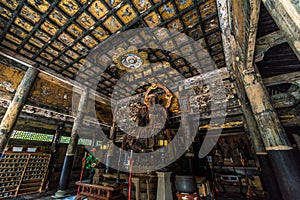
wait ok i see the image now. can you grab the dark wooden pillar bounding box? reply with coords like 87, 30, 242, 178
54, 89, 89, 197
51, 122, 64, 153
45, 123, 64, 190
0, 67, 38, 159
241, 101, 282, 199
105, 120, 116, 173
216, 0, 300, 197
239, 63, 300, 199
232, 63, 282, 198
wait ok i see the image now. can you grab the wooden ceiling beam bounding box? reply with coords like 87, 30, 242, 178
263, 71, 300, 86
255, 30, 287, 62
262, 0, 300, 60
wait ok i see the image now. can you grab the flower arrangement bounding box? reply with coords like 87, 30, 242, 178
84, 148, 98, 173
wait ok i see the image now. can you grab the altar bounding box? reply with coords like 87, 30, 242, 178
75, 181, 126, 200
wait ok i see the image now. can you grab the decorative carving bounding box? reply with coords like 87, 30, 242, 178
116, 4, 136, 23
103, 16, 121, 33
132, 0, 151, 13
59, 0, 79, 16
88, 1, 108, 20
113, 46, 149, 72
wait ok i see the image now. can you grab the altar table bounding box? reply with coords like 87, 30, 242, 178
75, 181, 126, 200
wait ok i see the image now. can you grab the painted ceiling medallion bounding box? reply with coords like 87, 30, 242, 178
113, 46, 149, 71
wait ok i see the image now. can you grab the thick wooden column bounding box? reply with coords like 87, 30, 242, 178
216, 0, 298, 198
236, 0, 300, 196
231, 42, 282, 198
106, 120, 116, 173
245, 75, 300, 198
241, 101, 282, 199
54, 89, 89, 197
45, 123, 64, 189
0, 67, 38, 159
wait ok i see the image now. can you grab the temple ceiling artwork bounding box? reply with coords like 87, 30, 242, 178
0, 0, 299, 134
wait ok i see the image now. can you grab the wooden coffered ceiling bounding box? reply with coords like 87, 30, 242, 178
0, 0, 225, 99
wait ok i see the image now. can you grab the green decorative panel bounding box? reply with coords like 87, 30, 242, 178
12, 131, 53, 142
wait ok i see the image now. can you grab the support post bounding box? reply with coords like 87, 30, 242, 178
0, 67, 38, 159
216, 0, 300, 198
232, 54, 281, 198
105, 120, 116, 174
156, 171, 173, 200
235, 0, 300, 196
54, 89, 89, 198
241, 102, 282, 199
45, 123, 64, 190
233, 15, 300, 200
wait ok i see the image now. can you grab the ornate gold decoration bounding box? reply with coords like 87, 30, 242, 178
92, 26, 109, 41
182, 9, 198, 26
20, 6, 41, 24
1, 0, 18, 10
28, 0, 50, 12
40, 52, 53, 60
5, 33, 22, 45
104, 0, 122, 8
132, 0, 151, 13
0, 7, 11, 19
67, 24, 84, 37
20, 49, 33, 58
50, 9, 68, 27
88, 0, 108, 19
40, 21, 58, 36
200, 0, 217, 18
52, 40, 65, 51
113, 46, 149, 72
58, 32, 74, 45
76, 12, 95, 29
144, 12, 160, 27
116, 4, 136, 23
14, 18, 33, 32
167, 19, 183, 31
46, 47, 59, 56
144, 83, 173, 109
29, 37, 43, 48
175, 0, 193, 11
59, 0, 79, 17
81, 35, 97, 48
103, 16, 121, 33
158, 2, 175, 20
66, 50, 79, 59
35, 31, 51, 43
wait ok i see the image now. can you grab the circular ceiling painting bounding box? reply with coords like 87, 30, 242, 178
113, 46, 149, 71
121, 53, 143, 69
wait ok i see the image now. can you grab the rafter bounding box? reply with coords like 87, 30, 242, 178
255, 30, 287, 62
262, 0, 300, 60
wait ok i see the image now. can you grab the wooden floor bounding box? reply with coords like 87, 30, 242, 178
10, 186, 267, 200
11, 192, 267, 200
12, 190, 77, 200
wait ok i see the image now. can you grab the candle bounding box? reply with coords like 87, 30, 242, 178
130, 150, 133, 158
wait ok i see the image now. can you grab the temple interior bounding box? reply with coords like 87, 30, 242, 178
0, 0, 299, 199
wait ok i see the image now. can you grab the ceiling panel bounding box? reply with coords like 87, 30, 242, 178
0, 0, 226, 99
